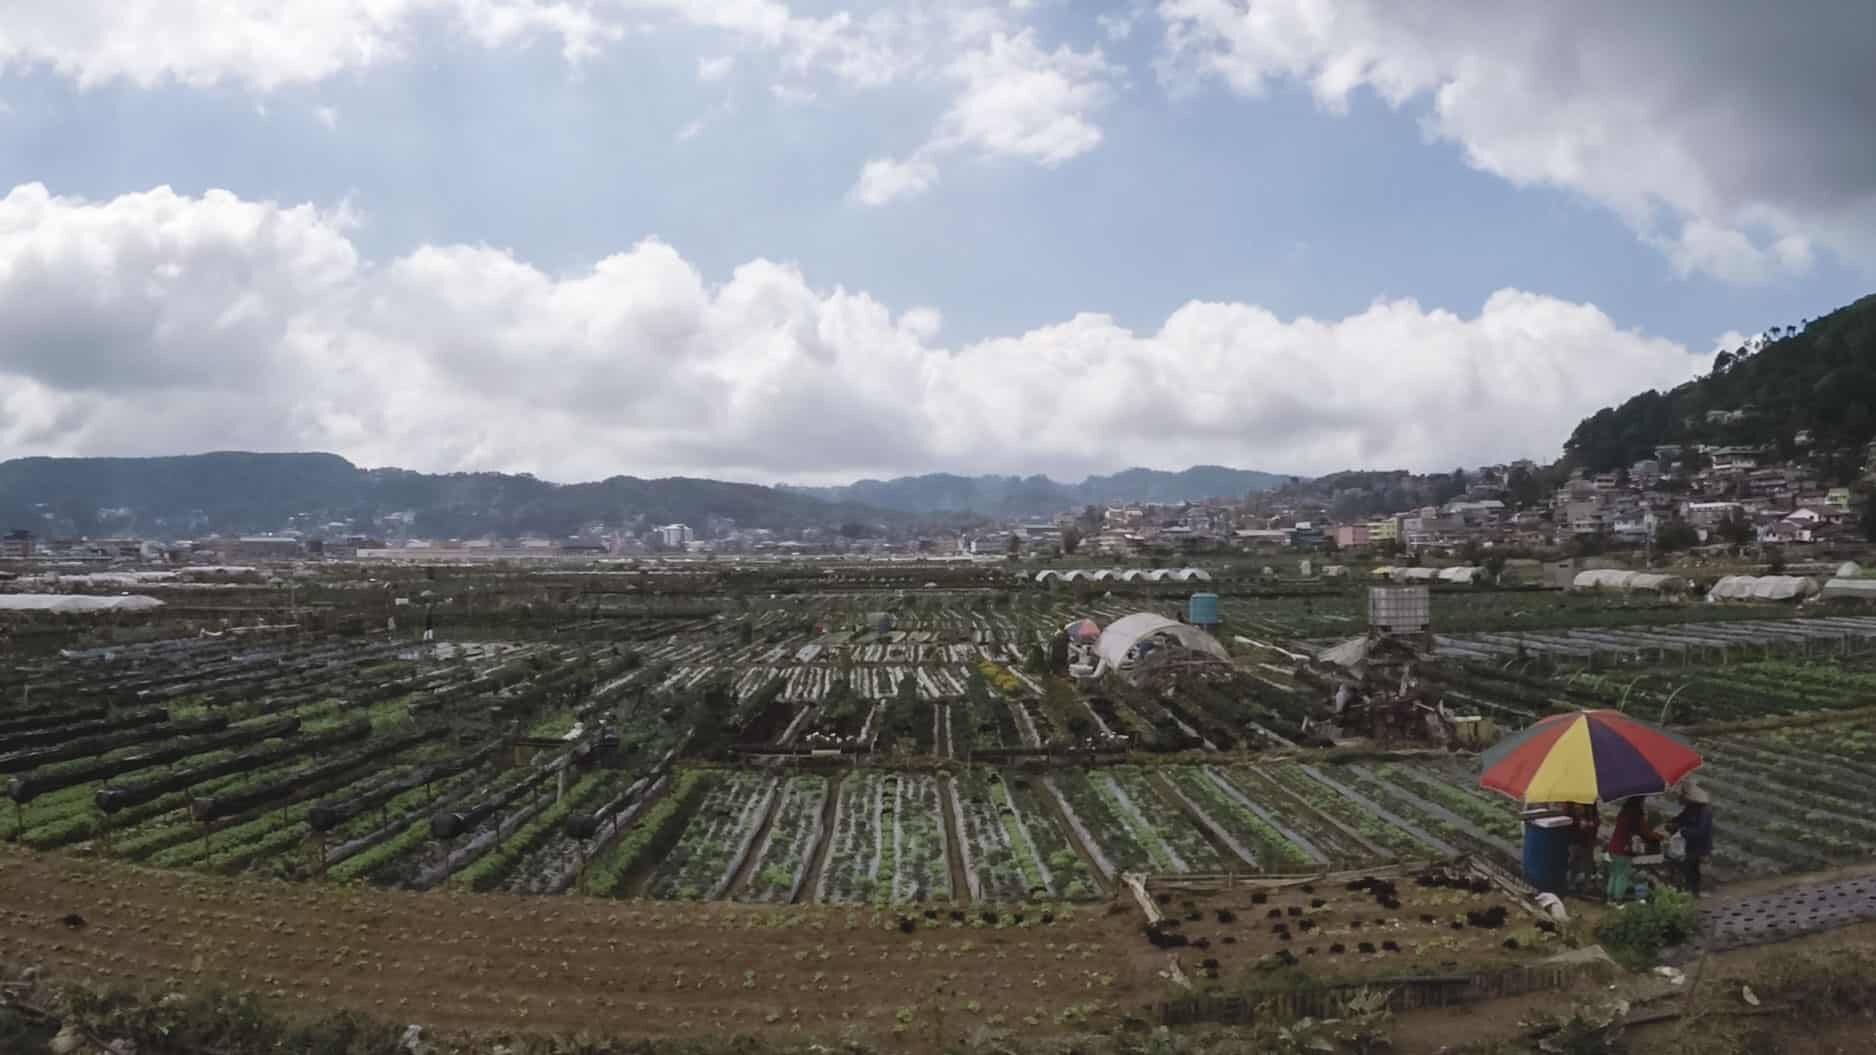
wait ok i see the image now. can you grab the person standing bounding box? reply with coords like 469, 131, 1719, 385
1569, 801, 1601, 892
1667, 780, 1714, 896
1606, 797, 1661, 901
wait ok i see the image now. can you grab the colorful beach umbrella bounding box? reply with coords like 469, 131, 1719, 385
1478, 709, 1702, 804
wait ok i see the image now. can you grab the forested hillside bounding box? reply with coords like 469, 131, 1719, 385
1566, 292, 1876, 474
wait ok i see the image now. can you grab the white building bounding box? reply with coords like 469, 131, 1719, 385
655, 523, 694, 547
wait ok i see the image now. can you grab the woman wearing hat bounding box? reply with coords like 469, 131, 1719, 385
1667, 780, 1714, 896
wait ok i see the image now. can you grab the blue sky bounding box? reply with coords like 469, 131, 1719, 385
1, 1, 1872, 482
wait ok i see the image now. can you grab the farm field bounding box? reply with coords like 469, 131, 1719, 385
8, 564, 1876, 903
9, 556, 1876, 1050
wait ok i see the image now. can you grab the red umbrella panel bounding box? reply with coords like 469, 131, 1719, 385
1479, 709, 1702, 804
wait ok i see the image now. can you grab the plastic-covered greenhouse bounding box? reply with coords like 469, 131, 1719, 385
0, 595, 164, 612
1707, 575, 1817, 602
1821, 578, 1876, 602
1436, 566, 1486, 584
1093, 613, 1230, 677
1571, 569, 1689, 593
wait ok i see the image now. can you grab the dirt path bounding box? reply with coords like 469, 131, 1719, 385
935, 774, 972, 904
0, 845, 1149, 1048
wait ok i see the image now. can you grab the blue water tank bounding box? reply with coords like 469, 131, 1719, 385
1521, 817, 1574, 893
1187, 592, 1220, 626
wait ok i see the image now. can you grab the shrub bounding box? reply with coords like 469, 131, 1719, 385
1596, 888, 1697, 965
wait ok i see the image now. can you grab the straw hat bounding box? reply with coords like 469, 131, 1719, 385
1679, 779, 1711, 804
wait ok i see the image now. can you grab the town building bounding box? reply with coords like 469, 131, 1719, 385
0, 530, 32, 561
234, 536, 305, 561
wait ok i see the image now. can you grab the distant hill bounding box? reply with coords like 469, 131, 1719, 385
784, 465, 1292, 516
1566, 291, 1876, 475
0, 452, 913, 539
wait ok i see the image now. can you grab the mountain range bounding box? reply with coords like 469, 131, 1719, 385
0, 454, 1291, 539
0, 452, 913, 540
782, 465, 1292, 516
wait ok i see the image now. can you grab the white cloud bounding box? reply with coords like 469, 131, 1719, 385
0, 0, 615, 90
313, 105, 339, 130
933, 30, 1114, 166
1096, 6, 1145, 42
850, 28, 1117, 206
769, 82, 817, 104
0, 183, 1701, 481
850, 157, 939, 206
2, 1, 1116, 207
1155, 0, 1876, 282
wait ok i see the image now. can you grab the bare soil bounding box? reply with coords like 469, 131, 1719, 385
0, 846, 1154, 1048
1149, 875, 1563, 986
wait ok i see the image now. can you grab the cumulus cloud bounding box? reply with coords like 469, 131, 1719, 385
1155, 0, 1876, 282
850, 157, 940, 206
1, 1, 1118, 206
0, 0, 614, 89
851, 29, 1117, 206
0, 183, 1702, 482
769, 82, 817, 105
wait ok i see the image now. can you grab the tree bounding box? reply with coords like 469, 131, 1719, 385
1047, 631, 1070, 675
1505, 465, 1545, 510
1717, 510, 1755, 548
1713, 349, 1736, 374
1006, 534, 1021, 561
1654, 518, 1700, 552
1459, 538, 1484, 566
1567, 531, 1608, 558
1061, 525, 1083, 556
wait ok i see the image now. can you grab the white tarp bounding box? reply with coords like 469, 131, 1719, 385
1397, 567, 1439, 583
1573, 570, 1687, 593
1708, 575, 1816, 601
0, 594, 165, 612
1095, 612, 1230, 675
1043, 566, 1210, 583
1821, 578, 1876, 601
1750, 576, 1817, 601
1436, 566, 1485, 584
56, 572, 177, 586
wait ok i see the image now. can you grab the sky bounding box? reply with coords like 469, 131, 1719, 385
1, 0, 1874, 485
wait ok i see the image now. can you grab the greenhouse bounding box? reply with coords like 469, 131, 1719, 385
1707, 575, 1818, 602
1093, 613, 1230, 678
1571, 569, 1689, 593
0, 595, 165, 612
1821, 578, 1876, 602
